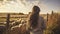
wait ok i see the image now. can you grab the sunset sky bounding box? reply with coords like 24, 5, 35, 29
0, 0, 60, 14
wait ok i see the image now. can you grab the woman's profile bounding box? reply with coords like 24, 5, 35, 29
27, 6, 46, 34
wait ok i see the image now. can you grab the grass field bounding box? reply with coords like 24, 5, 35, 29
0, 13, 60, 34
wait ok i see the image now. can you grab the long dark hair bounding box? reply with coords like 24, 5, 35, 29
29, 6, 40, 29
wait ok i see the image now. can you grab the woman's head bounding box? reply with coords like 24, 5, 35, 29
29, 6, 40, 28
32, 6, 40, 14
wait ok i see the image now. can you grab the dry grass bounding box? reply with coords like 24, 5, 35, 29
0, 13, 60, 34
45, 13, 60, 34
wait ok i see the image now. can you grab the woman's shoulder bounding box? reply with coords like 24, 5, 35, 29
39, 16, 44, 20
39, 15, 46, 23
38, 15, 45, 23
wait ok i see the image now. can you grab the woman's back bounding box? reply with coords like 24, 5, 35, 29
30, 16, 46, 34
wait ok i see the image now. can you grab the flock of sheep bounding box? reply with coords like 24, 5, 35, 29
7, 19, 29, 34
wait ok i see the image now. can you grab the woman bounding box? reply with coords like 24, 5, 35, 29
27, 6, 46, 34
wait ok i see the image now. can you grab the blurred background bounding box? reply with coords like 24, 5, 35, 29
0, 0, 60, 34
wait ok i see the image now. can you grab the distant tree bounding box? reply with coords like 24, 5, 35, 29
19, 13, 24, 15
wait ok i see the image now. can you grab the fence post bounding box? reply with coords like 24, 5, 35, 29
47, 13, 49, 22
6, 14, 10, 34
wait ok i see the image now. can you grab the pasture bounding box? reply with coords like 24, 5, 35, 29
0, 13, 60, 34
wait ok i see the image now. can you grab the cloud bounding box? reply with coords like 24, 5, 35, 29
0, 0, 48, 14
0, 0, 58, 14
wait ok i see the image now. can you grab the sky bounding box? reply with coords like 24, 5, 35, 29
0, 0, 60, 14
